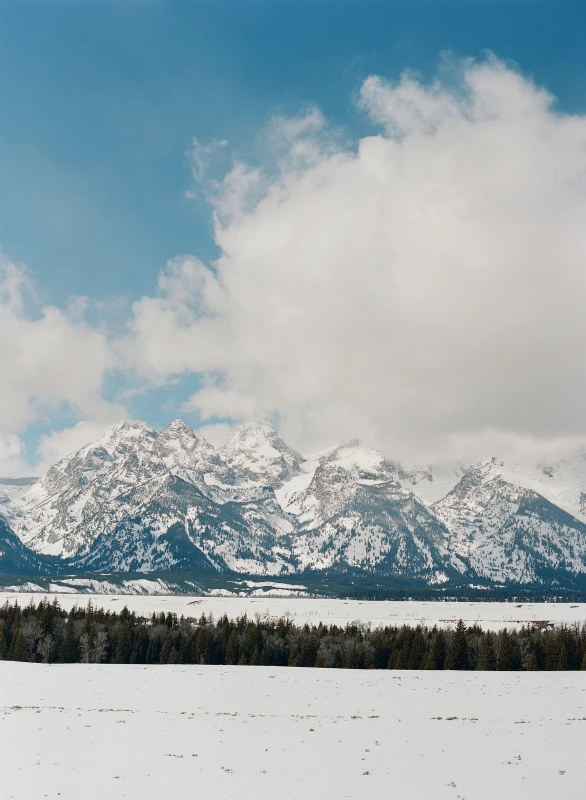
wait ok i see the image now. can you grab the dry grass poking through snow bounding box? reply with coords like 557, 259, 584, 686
1, 663, 585, 799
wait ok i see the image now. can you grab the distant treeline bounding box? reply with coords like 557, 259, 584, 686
339, 588, 586, 603
1, 599, 586, 670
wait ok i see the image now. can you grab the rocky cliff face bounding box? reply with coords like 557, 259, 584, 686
433, 461, 586, 584
2, 421, 586, 585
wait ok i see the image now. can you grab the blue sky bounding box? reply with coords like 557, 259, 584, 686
2, 1, 586, 473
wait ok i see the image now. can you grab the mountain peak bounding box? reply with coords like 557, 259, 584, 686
231, 420, 278, 441
3, 416, 586, 585
96, 421, 157, 458
158, 419, 198, 440
152, 419, 214, 470
221, 420, 302, 483
106, 420, 155, 436
318, 440, 387, 479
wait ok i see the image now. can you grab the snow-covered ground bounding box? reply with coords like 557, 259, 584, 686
0, 577, 310, 596
1, 593, 586, 630
2, 663, 585, 800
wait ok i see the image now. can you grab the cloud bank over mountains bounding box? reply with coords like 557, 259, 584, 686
2, 56, 586, 473
0, 260, 125, 474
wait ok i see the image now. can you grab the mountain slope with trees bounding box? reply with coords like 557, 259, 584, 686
1, 421, 586, 589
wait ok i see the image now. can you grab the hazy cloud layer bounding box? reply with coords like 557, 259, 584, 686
0, 259, 124, 474
128, 57, 586, 463
3, 57, 586, 474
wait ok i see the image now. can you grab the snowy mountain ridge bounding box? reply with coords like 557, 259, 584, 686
1, 420, 586, 586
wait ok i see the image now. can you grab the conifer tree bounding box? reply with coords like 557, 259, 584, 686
159, 635, 173, 664
114, 624, 133, 664
9, 629, 28, 661
496, 630, 522, 670
226, 629, 240, 665
526, 650, 538, 671
408, 628, 427, 669
314, 651, 327, 668
477, 631, 497, 670
62, 613, 79, 662
446, 620, 470, 670
2, 598, 586, 671
424, 629, 447, 669
556, 639, 571, 671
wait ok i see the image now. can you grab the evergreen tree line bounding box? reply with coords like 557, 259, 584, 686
1, 599, 586, 670
340, 587, 586, 603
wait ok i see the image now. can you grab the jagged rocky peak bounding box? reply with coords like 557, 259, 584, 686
159, 418, 197, 438
155, 419, 199, 449
96, 421, 158, 459
220, 420, 303, 483
3, 413, 586, 585
18, 421, 159, 507
32, 440, 114, 499
470, 453, 586, 525
315, 440, 389, 480
431, 458, 586, 583
276, 440, 396, 528
152, 419, 214, 468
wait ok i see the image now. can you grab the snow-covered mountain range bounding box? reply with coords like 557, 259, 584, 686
1, 419, 586, 587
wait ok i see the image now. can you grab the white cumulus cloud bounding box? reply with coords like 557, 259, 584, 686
0, 258, 125, 473
118, 57, 586, 463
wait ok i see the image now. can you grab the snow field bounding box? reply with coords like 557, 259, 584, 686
1, 663, 585, 800
2, 593, 586, 631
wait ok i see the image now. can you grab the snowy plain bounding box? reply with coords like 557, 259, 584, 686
2, 592, 586, 630
2, 662, 585, 800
